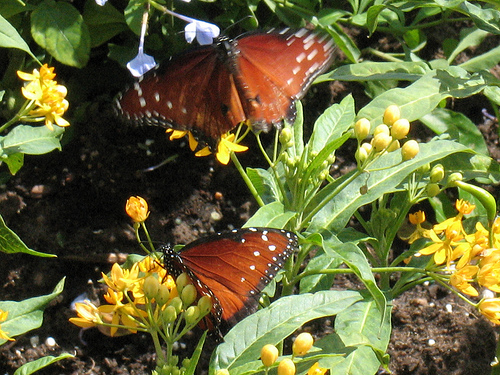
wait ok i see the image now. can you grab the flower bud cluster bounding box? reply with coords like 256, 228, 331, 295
354, 105, 420, 168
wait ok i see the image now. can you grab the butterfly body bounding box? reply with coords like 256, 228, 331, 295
162, 227, 299, 333
116, 28, 335, 149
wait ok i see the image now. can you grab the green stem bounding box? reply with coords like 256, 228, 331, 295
230, 152, 265, 207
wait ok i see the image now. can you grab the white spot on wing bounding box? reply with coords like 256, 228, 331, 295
254, 251, 260, 257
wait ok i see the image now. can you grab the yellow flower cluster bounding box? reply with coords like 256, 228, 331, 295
17, 64, 70, 130
70, 257, 178, 336
409, 199, 500, 324
166, 128, 248, 165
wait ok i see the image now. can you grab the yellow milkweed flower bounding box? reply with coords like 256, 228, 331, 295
125, 196, 150, 223
17, 64, 70, 130
307, 362, 328, 375
0, 310, 14, 341
450, 265, 479, 296
478, 298, 500, 325
419, 220, 463, 268
216, 133, 248, 165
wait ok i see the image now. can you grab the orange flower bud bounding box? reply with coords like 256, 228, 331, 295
390, 118, 410, 139
125, 196, 150, 223
354, 118, 370, 140
383, 105, 400, 126
401, 140, 419, 160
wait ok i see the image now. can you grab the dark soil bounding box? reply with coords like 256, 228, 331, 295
0, 21, 499, 375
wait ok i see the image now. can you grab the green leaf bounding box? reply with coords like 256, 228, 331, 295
325, 61, 431, 83
0, 214, 56, 257
459, 44, 500, 72
246, 168, 281, 204
0, 278, 65, 345
420, 108, 489, 156
83, 0, 127, 48
459, 1, 500, 34
244, 202, 296, 228
1, 152, 24, 175
0, 14, 37, 60
330, 300, 391, 375
357, 68, 491, 126
307, 140, 470, 233
13, 353, 74, 375
1, 125, 64, 155
366, 5, 385, 35
210, 290, 363, 374
447, 27, 488, 63
185, 331, 207, 375
31, 0, 90, 67
124, 0, 144, 36
0, 1, 35, 18
310, 95, 355, 153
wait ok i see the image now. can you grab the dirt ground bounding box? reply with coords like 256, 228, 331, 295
0, 21, 499, 375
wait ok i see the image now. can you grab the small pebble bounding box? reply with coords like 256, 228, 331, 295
45, 337, 56, 347
445, 304, 453, 313
30, 335, 39, 348
428, 339, 436, 346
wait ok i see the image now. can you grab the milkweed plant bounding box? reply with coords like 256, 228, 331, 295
1, 0, 500, 375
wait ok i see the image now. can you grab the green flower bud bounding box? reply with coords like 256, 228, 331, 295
162, 305, 178, 324
182, 358, 191, 369
455, 180, 497, 222
185, 306, 201, 325
198, 295, 213, 316
176, 272, 191, 294
361, 142, 373, 154
356, 147, 368, 165
354, 118, 371, 140
156, 284, 171, 306
168, 297, 183, 314
417, 163, 431, 174
279, 128, 292, 145
426, 183, 441, 197
447, 172, 463, 186
181, 284, 197, 307
401, 140, 419, 160
383, 105, 400, 126
143, 275, 160, 300
261, 344, 279, 367
430, 164, 445, 183
391, 118, 410, 140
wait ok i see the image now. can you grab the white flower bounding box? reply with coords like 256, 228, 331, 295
184, 20, 220, 45
126, 51, 156, 77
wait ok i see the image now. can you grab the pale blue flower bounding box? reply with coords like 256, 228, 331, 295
127, 51, 156, 77
95, 0, 107, 5
184, 20, 220, 45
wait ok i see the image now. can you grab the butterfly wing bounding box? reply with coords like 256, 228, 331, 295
116, 45, 247, 148
167, 228, 298, 331
231, 28, 335, 132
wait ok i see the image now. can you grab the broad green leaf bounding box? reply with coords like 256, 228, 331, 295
31, 0, 90, 67
13, 353, 74, 375
357, 68, 491, 126
244, 202, 296, 228
484, 86, 500, 106
310, 94, 355, 153
0, 1, 35, 18
124, 0, 146, 35
0, 278, 65, 345
332, 300, 392, 375
0, 14, 37, 60
1, 152, 24, 175
326, 23, 360, 63
1, 125, 64, 155
246, 168, 281, 204
447, 27, 488, 64
325, 61, 431, 83
306, 140, 470, 233
83, 0, 127, 48
0, 214, 56, 257
420, 108, 488, 156
366, 4, 385, 35
459, 44, 500, 72
459, 1, 500, 34
210, 290, 363, 374
299, 250, 343, 293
